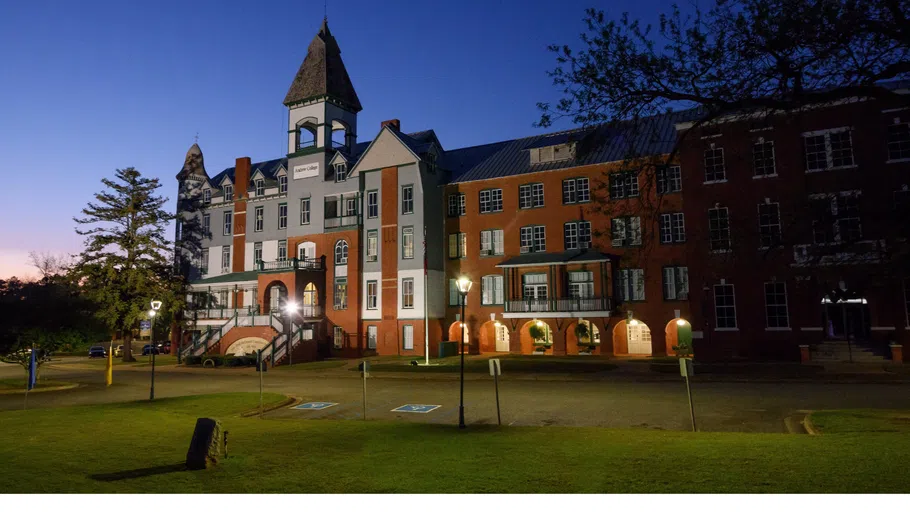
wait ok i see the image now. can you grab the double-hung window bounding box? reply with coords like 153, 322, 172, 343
448, 232, 467, 259
564, 221, 592, 250
758, 202, 781, 248
714, 283, 737, 329
200, 248, 209, 274
300, 198, 310, 224
223, 211, 232, 235
333, 326, 344, 349
753, 140, 776, 177
803, 128, 855, 171
618, 269, 645, 301
449, 279, 460, 306
481, 275, 504, 305
367, 190, 378, 219
366, 230, 378, 262
448, 193, 466, 216
203, 188, 212, 205
278, 175, 287, 194
202, 214, 210, 236
334, 278, 348, 310
764, 282, 789, 328
656, 166, 682, 194
278, 203, 287, 229
402, 278, 414, 309
704, 147, 726, 182
480, 229, 504, 256
562, 177, 590, 204
254, 206, 264, 232
611, 217, 642, 247
887, 120, 910, 161
367, 325, 378, 349
659, 213, 686, 244
662, 266, 689, 300
401, 226, 414, 259
609, 172, 639, 199
277, 240, 287, 261
401, 185, 414, 215
253, 242, 262, 266
254, 179, 264, 197
366, 281, 378, 310
520, 225, 546, 253
811, 192, 862, 244
223, 185, 234, 201
519, 183, 544, 209
708, 207, 731, 251
221, 246, 230, 271
479, 189, 503, 213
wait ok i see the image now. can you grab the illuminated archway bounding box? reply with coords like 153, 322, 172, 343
612, 319, 653, 356
448, 321, 469, 345
519, 320, 554, 355
566, 319, 601, 355
479, 321, 511, 353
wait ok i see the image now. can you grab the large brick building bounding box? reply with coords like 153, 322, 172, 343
175, 21, 909, 365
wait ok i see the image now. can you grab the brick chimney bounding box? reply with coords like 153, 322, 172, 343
381, 119, 401, 131
232, 157, 251, 274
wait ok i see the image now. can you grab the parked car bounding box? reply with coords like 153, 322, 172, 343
159, 343, 171, 354
142, 344, 159, 356
114, 345, 123, 357
88, 346, 106, 358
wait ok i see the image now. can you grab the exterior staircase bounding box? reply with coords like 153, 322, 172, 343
810, 340, 891, 363
181, 311, 282, 358
259, 322, 316, 367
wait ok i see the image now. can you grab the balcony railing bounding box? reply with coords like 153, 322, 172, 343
188, 306, 260, 320
504, 297, 611, 313
257, 257, 325, 272
294, 304, 324, 319
324, 215, 360, 230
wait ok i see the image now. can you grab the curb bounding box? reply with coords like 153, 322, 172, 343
239, 395, 299, 417
802, 413, 820, 435
0, 383, 81, 395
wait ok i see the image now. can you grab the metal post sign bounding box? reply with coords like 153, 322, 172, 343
488, 358, 501, 376
360, 360, 370, 378
679, 357, 694, 377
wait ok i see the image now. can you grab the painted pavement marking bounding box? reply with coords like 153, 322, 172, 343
391, 404, 441, 414
293, 402, 338, 410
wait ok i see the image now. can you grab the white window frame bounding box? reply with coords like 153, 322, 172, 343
657, 166, 682, 194
202, 214, 210, 236
335, 240, 349, 265
519, 183, 544, 209
221, 246, 230, 272
300, 198, 310, 225
278, 175, 288, 194
367, 325, 378, 349
448, 232, 467, 259
662, 266, 689, 300
402, 278, 415, 309
713, 283, 738, 329
659, 213, 685, 244
752, 139, 777, 177
254, 206, 264, 232
567, 271, 594, 299
619, 268, 645, 301
253, 242, 262, 265
703, 147, 726, 183
520, 225, 546, 253
611, 217, 641, 247
223, 211, 232, 236
449, 193, 466, 216
887, 120, 910, 162
277, 240, 287, 261
366, 230, 378, 262
610, 172, 639, 199
802, 127, 856, 172
757, 202, 781, 249
402, 325, 414, 350
481, 275, 504, 305
367, 190, 378, 219
278, 203, 287, 229
366, 281, 378, 310
401, 185, 414, 215
479, 189, 503, 213
203, 188, 212, 205
708, 207, 731, 252
255, 179, 264, 196
223, 184, 234, 201
333, 326, 344, 349
764, 281, 790, 329
402, 226, 414, 259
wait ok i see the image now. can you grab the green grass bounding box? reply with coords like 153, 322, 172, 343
0, 394, 908, 492
0, 378, 72, 391
61, 355, 179, 367
272, 360, 349, 371
810, 410, 910, 434
360, 355, 617, 374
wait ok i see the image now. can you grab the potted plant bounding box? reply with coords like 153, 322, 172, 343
529, 323, 551, 354
575, 322, 595, 355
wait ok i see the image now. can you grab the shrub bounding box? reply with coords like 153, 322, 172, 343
184, 355, 202, 366
528, 324, 551, 346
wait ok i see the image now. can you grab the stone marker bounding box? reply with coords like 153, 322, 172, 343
185, 418, 224, 470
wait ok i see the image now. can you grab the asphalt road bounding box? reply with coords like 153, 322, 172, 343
2, 360, 909, 433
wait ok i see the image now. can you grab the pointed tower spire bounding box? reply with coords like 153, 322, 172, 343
177, 142, 206, 179
283, 19, 362, 112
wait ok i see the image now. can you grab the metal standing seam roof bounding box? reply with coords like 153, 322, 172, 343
496, 249, 618, 267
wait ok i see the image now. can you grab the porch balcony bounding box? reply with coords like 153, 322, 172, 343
257, 257, 325, 273
504, 297, 612, 314
324, 214, 361, 231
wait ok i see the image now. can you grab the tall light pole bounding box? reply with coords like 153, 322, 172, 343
284, 300, 298, 366
456, 276, 472, 429
149, 300, 162, 401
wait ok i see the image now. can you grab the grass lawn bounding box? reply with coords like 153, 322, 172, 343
1, 394, 908, 493
66, 355, 179, 368
809, 410, 910, 434
0, 378, 72, 391
272, 360, 349, 371
360, 355, 618, 374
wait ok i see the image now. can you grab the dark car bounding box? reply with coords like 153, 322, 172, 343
142, 344, 159, 356
88, 346, 106, 358
159, 343, 171, 355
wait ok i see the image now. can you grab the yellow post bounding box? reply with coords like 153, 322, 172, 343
105, 342, 113, 386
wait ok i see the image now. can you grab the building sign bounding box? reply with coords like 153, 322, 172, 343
293, 162, 319, 180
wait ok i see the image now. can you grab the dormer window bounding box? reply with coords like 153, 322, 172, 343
203, 188, 211, 205
278, 175, 287, 194
531, 142, 575, 164
255, 179, 264, 197
334, 162, 347, 182
223, 184, 233, 201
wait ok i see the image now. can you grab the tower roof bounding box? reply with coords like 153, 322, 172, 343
283, 19, 362, 112
177, 143, 207, 179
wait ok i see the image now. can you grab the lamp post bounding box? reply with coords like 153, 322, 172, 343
284, 300, 298, 366
149, 299, 162, 401
456, 276, 472, 429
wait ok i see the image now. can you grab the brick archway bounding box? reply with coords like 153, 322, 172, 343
565, 319, 602, 355
260, 279, 290, 315
519, 319, 555, 355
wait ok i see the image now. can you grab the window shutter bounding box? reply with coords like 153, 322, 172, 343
631, 217, 642, 245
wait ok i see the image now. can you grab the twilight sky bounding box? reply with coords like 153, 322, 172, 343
0, 0, 670, 279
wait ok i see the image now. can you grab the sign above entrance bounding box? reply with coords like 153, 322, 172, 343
293, 162, 319, 180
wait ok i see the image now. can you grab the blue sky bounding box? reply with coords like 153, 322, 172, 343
0, 0, 670, 278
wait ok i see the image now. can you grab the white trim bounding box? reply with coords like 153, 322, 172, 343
188, 279, 257, 291
886, 158, 910, 164
805, 164, 857, 173
801, 126, 853, 137
882, 107, 910, 113
765, 327, 792, 331
496, 258, 611, 269
502, 311, 612, 319
800, 327, 823, 331
870, 326, 896, 331
714, 328, 739, 332
703, 179, 728, 185
752, 174, 778, 180
700, 133, 723, 140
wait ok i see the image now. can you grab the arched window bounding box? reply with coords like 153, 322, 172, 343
331, 120, 349, 149
334, 240, 348, 265
297, 118, 318, 150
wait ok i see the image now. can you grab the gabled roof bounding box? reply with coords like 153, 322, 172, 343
283, 19, 362, 112
447, 109, 701, 184
210, 157, 288, 187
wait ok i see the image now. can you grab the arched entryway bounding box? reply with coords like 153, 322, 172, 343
479, 321, 511, 353
448, 321, 470, 346
612, 319, 653, 355
263, 281, 288, 315
225, 337, 269, 356
519, 320, 554, 355
664, 318, 692, 356
566, 319, 601, 355
302, 282, 318, 317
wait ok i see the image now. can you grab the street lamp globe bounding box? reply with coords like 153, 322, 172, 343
284, 300, 298, 315
150, 300, 162, 311
677, 319, 687, 326
148, 310, 156, 318
456, 276, 472, 295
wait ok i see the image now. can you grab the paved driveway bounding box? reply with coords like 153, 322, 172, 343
3, 360, 910, 433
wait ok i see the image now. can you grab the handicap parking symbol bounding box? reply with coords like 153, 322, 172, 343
293, 402, 338, 410
392, 404, 441, 414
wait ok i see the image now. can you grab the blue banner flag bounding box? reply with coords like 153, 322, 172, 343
27, 348, 37, 390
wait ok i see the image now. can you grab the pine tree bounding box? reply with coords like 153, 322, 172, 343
73, 167, 174, 362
